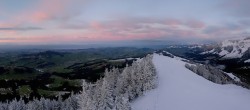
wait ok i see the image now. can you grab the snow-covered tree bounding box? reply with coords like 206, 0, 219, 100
113, 93, 131, 110
8, 98, 25, 110
78, 55, 157, 110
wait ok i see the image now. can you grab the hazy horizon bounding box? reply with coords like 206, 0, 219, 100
0, 38, 218, 51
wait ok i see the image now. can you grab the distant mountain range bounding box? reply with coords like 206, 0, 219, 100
202, 37, 250, 62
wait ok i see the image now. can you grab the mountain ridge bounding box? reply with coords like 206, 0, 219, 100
201, 37, 250, 61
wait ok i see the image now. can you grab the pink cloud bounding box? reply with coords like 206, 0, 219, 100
2, 17, 246, 44
164, 19, 182, 26
89, 21, 104, 30
185, 20, 206, 29
0, 23, 20, 35
18, 0, 77, 23
0, 22, 20, 27
31, 12, 51, 23
2, 18, 205, 43
30, 2, 64, 22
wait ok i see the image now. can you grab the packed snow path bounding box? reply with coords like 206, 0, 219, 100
132, 54, 250, 110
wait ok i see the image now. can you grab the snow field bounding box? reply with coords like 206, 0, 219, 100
132, 54, 250, 110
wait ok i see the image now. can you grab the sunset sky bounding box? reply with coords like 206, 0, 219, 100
0, 0, 250, 45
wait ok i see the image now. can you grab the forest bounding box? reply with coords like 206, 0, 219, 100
0, 55, 157, 110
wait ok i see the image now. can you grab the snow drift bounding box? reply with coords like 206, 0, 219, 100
132, 54, 250, 110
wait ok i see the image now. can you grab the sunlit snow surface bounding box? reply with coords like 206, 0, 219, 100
132, 54, 250, 110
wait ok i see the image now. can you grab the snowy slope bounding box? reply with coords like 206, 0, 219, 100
132, 54, 250, 110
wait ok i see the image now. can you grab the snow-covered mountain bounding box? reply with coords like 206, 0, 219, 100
202, 37, 250, 59
132, 53, 250, 110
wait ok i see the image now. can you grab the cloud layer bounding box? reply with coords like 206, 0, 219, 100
0, 0, 250, 44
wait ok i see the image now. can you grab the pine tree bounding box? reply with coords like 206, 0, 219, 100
113, 93, 131, 110
98, 77, 114, 110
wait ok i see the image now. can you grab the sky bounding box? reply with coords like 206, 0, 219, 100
0, 0, 250, 45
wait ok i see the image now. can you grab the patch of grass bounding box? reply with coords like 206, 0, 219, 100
46, 67, 73, 73
18, 85, 32, 96
49, 76, 81, 88
68, 79, 81, 87
0, 74, 37, 80
49, 76, 65, 88
37, 89, 56, 97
